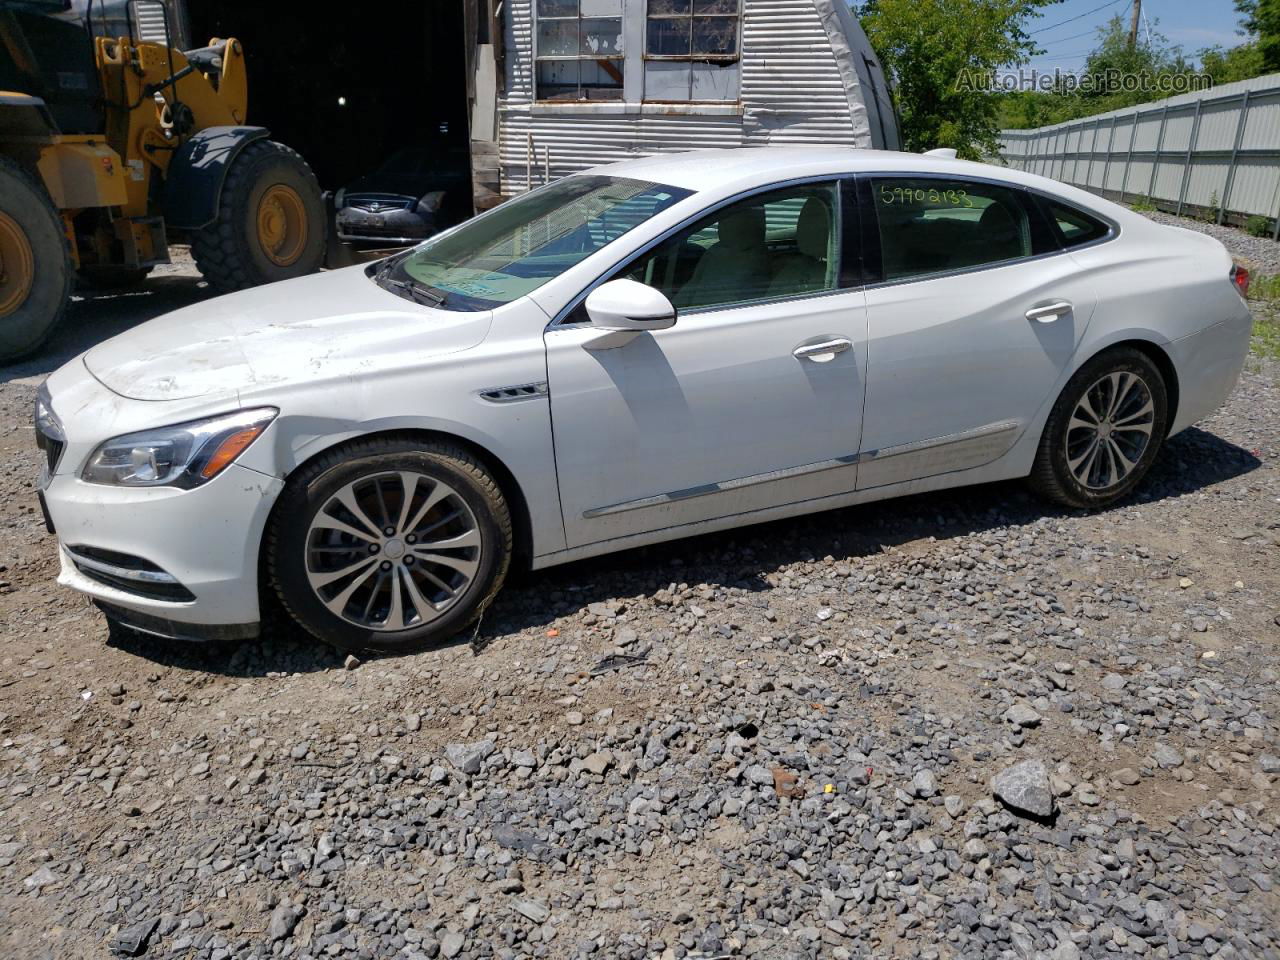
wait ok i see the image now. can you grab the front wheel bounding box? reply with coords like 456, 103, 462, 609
267, 438, 512, 652
191, 139, 325, 293
1030, 347, 1169, 509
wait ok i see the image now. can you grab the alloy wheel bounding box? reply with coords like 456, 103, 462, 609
1064, 371, 1156, 490
304, 471, 481, 631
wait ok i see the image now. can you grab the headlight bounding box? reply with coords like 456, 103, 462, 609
34, 388, 64, 442
416, 190, 446, 214
82, 407, 277, 488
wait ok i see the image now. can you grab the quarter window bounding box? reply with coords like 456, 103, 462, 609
871, 178, 1033, 282
617, 181, 841, 311
1044, 199, 1110, 247
535, 0, 625, 101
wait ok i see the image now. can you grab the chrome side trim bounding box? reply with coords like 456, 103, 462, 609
864, 419, 1020, 462
65, 549, 179, 585
477, 381, 550, 404
580, 420, 1021, 519
583, 453, 862, 519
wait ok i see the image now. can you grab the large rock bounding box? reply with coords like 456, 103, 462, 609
445, 740, 495, 775
268, 903, 305, 942
992, 759, 1054, 818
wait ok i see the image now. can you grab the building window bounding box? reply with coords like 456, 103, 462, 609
535, 0, 625, 101
644, 0, 741, 101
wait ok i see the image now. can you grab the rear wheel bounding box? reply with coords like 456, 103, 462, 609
191, 140, 324, 293
0, 157, 71, 362
268, 438, 512, 653
1030, 347, 1168, 509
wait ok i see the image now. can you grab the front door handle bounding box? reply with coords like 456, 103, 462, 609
793, 338, 852, 363
1026, 301, 1073, 323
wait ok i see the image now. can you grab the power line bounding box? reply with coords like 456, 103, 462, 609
1038, 26, 1106, 45
1030, 0, 1128, 35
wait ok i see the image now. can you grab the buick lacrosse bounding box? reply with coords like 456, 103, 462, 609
35, 148, 1252, 651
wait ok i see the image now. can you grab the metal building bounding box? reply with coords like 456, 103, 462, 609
469, 0, 900, 207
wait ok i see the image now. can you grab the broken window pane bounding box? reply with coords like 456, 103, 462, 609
537, 19, 579, 56
693, 0, 738, 13
581, 59, 624, 99
691, 60, 738, 99
537, 0, 578, 17
580, 17, 623, 56
647, 18, 691, 55
537, 60, 580, 99
692, 16, 737, 56
648, 0, 692, 14
580, 0, 622, 15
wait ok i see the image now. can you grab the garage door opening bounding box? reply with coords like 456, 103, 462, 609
185, 0, 471, 200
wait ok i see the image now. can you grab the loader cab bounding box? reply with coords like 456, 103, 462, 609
0, 0, 101, 134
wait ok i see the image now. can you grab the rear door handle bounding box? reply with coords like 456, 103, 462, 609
793, 338, 852, 362
1025, 301, 1073, 323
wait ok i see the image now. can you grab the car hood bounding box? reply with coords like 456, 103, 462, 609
82, 266, 491, 402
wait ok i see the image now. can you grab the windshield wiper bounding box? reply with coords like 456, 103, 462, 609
374, 265, 447, 307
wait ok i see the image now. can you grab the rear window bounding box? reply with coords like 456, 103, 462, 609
1043, 199, 1111, 248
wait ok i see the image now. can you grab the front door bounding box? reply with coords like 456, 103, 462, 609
856, 175, 1099, 489
545, 180, 868, 548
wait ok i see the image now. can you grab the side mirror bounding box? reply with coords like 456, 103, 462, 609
584, 279, 676, 332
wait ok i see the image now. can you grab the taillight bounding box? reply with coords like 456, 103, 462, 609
1231, 264, 1250, 297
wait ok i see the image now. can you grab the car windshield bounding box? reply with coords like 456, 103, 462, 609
381, 175, 692, 311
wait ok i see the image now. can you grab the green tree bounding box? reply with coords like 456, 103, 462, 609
858, 0, 1053, 158
1199, 41, 1265, 82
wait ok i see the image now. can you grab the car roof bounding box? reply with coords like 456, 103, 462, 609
588, 146, 1107, 207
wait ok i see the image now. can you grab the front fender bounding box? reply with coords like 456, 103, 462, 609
163, 125, 269, 230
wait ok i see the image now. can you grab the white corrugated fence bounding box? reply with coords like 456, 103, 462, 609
999, 73, 1280, 235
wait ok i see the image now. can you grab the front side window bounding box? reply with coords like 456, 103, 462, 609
385, 175, 691, 310
645, 0, 741, 101
535, 0, 625, 101
871, 178, 1033, 282
617, 181, 841, 311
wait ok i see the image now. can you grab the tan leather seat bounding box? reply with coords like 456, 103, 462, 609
675, 207, 771, 308
769, 197, 831, 296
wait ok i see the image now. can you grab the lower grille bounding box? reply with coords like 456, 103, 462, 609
66, 546, 195, 602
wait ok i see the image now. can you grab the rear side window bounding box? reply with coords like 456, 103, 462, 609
870, 178, 1033, 282
1043, 199, 1111, 247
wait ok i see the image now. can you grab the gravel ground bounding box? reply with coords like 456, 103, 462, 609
0, 228, 1278, 960
1145, 210, 1280, 276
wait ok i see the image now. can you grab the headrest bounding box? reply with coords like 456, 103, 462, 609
716, 207, 766, 251
796, 197, 830, 259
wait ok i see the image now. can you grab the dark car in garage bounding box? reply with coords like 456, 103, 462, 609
334, 144, 472, 246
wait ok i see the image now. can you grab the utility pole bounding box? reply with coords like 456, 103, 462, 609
1128, 0, 1142, 48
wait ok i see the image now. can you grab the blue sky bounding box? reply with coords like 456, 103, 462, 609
1022, 0, 1246, 72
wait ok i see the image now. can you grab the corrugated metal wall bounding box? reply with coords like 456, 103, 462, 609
999, 74, 1280, 230
498, 0, 867, 196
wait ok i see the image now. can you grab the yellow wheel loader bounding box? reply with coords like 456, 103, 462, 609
0, 0, 325, 361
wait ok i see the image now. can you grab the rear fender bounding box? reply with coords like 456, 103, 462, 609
163, 125, 268, 230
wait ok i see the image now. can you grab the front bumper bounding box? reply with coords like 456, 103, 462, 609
335, 207, 433, 245
43, 463, 284, 633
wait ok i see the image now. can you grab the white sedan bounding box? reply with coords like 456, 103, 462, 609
35, 148, 1253, 651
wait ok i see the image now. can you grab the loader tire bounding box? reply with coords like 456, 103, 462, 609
0, 157, 72, 363
191, 139, 324, 293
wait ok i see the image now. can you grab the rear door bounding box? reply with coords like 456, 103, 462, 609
856, 175, 1099, 489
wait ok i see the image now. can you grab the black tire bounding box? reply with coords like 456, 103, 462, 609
1030, 347, 1169, 509
190, 139, 324, 294
76, 264, 152, 290
0, 157, 72, 362
267, 437, 512, 653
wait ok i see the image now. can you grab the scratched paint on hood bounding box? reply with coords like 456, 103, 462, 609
82, 264, 492, 401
